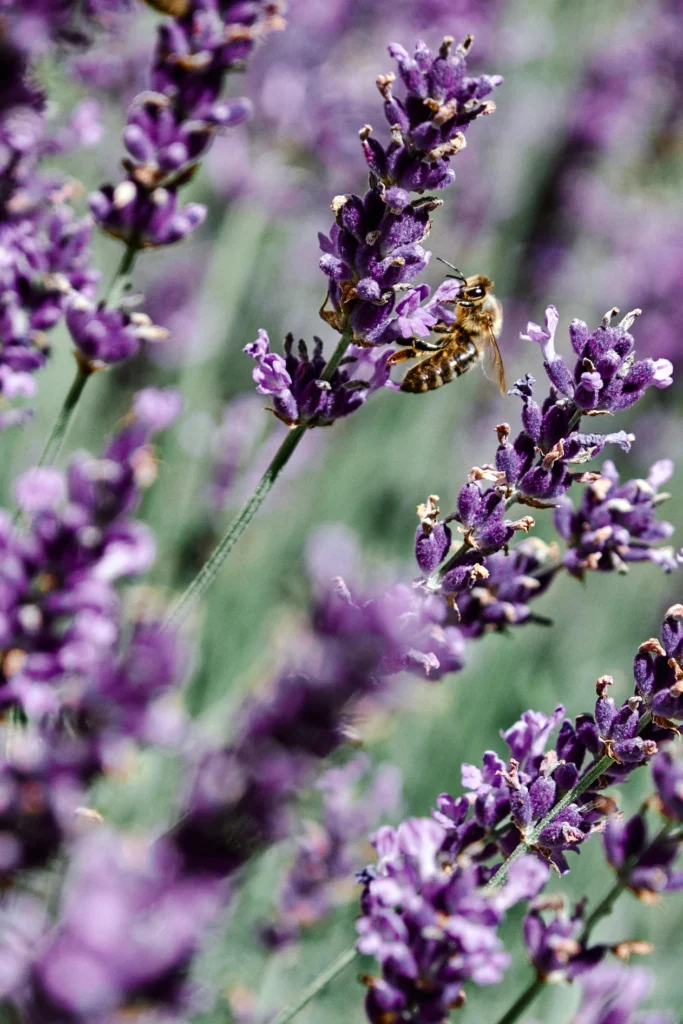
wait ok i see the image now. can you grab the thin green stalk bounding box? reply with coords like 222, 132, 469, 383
164, 324, 354, 628
32, 359, 93, 472
491, 976, 545, 1024
268, 943, 358, 1024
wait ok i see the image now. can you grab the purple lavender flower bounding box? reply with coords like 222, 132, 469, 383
0, 388, 182, 719
524, 898, 605, 981
170, 575, 468, 879
652, 746, 683, 820
319, 35, 499, 347
244, 330, 394, 427
66, 294, 169, 367
633, 604, 683, 723
261, 755, 402, 948
523, 305, 673, 415
603, 812, 683, 900
573, 964, 672, 1024
407, 302, 676, 651
0, 40, 100, 418
356, 818, 548, 1023
555, 459, 676, 576
90, 0, 285, 247
15, 830, 223, 1022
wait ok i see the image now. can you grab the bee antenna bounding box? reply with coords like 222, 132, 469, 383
437, 257, 466, 283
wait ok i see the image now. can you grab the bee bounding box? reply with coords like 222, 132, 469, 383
388, 262, 506, 395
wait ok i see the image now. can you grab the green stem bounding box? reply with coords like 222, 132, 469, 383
491, 976, 545, 1024
164, 325, 354, 628
104, 238, 139, 306
268, 943, 358, 1024
32, 361, 92, 472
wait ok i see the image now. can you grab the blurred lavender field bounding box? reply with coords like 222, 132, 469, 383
3, 0, 683, 1021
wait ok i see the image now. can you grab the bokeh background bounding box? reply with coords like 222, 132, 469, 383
9, 0, 683, 1019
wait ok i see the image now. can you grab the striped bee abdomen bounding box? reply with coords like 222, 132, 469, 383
400, 339, 478, 393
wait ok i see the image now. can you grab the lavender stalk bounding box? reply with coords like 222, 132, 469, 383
164, 322, 354, 627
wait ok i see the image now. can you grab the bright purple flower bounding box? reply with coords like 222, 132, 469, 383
16, 830, 223, 1021
319, 37, 498, 346
244, 330, 393, 427
652, 747, 683, 820
555, 459, 676, 576
357, 817, 547, 1023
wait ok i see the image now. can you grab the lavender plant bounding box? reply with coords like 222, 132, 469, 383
0, 4, 682, 1024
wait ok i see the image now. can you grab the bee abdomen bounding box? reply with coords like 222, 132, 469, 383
400, 342, 477, 393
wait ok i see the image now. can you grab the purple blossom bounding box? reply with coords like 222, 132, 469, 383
524, 306, 673, 413
14, 830, 223, 1022
244, 330, 394, 427
555, 460, 676, 576
319, 36, 497, 346
573, 964, 672, 1024
261, 755, 402, 948
524, 899, 605, 981
356, 818, 547, 1022
90, 0, 285, 246
407, 302, 676, 658
603, 812, 683, 899
66, 296, 169, 367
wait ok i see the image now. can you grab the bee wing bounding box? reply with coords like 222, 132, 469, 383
480, 319, 507, 395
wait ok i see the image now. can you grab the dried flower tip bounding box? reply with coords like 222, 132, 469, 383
510, 516, 535, 534
601, 307, 620, 326
74, 807, 104, 824
417, 495, 441, 530
496, 422, 511, 444
469, 564, 489, 582
639, 638, 666, 656
468, 465, 507, 485
456, 34, 474, 55
540, 438, 565, 470
612, 940, 654, 961
426, 134, 467, 162
619, 308, 642, 331
376, 73, 395, 99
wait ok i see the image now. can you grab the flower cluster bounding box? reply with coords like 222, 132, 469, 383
0, 389, 186, 879
356, 605, 683, 1021
555, 459, 676, 576
90, 0, 285, 248
244, 330, 394, 427
412, 305, 676, 645
319, 35, 500, 346
10, 829, 223, 1022
0, 44, 101, 421
573, 963, 671, 1024
357, 818, 548, 1022
0, 0, 132, 55
261, 755, 402, 948
66, 294, 169, 368
170, 575, 465, 879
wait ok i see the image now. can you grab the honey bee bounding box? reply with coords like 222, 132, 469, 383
388, 262, 506, 395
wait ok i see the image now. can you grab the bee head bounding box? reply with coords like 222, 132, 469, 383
458, 275, 493, 306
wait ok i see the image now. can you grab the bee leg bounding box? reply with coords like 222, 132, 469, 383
387, 347, 419, 367
412, 338, 444, 351
432, 323, 453, 334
